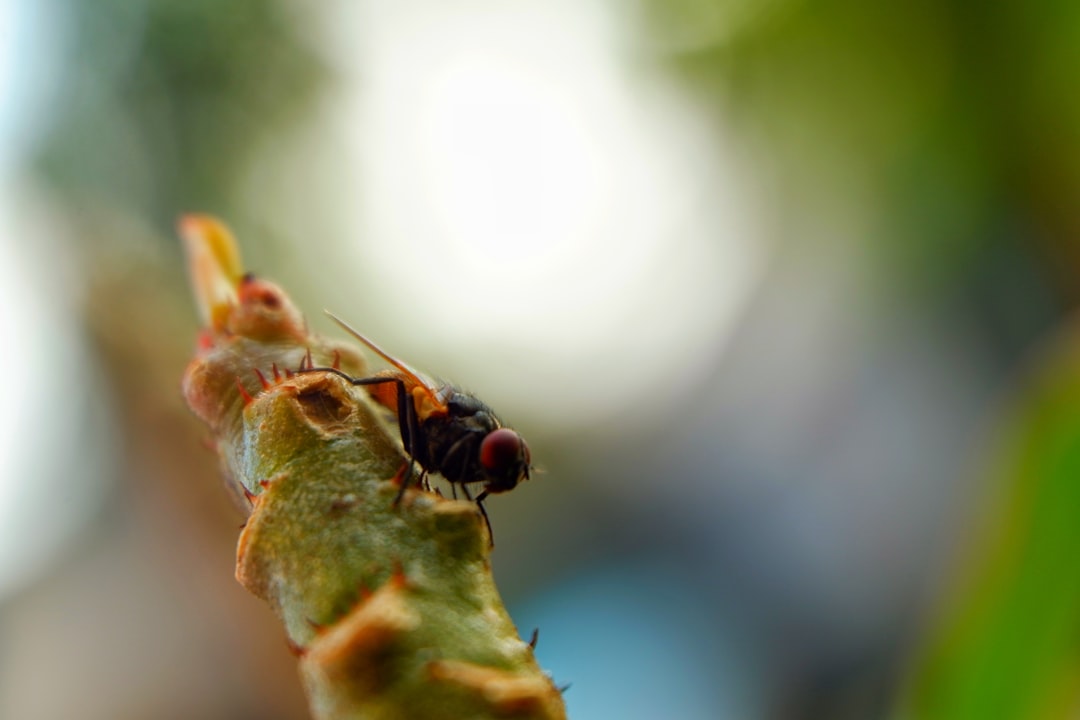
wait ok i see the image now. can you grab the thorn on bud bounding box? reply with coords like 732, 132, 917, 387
331, 349, 341, 370
390, 560, 408, 589
236, 378, 255, 406
253, 367, 270, 390
390, 463, 410, 487
358, 581, 373, 601
528, 628, 539, 649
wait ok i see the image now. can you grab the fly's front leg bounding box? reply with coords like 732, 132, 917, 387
389, 375, 422, 505
474, 489, 495, 548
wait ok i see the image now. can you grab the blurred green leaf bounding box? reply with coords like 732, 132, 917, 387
902, 325, 1080, 719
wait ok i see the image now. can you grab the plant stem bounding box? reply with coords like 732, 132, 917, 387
180, 215, 566, 720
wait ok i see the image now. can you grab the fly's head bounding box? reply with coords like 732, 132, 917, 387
440, 392, 532, 493
478, 427, 531, 493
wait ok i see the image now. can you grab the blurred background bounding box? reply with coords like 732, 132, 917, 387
2, 0, 1079, 718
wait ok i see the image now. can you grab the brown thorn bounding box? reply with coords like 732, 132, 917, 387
306, 347, 314, 370
306, 617, 326, 635
258, 478, 272, 490
360, 581, 374, 601
271, 362, 282, 382
236, 378, 254, 406
558, 683, 572, 694
392, 462, 414, 507
253, 367, 270, 390
285, 637, 307, 658
390, 559, 408, 589
390, 463, 410, 487
528, 628, 539, 649
241, 486, 258, 504
284, 367, 295, 379
331, 349, 342, 370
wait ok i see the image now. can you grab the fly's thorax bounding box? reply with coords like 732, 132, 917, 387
421, 391, 501, 485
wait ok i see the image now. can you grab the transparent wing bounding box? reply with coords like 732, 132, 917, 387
324, 309, 446, 411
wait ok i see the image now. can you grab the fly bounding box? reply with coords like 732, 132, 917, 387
307, 311, 532, 545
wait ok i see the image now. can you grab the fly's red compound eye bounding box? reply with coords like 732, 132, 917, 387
479, 428, 525, 472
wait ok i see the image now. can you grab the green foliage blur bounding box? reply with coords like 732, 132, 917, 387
648, 1, 1080, 716
903, 332, 1080, 719
649, 0, 1080, 301
640, 1, 1080, 716
35, 0, 326, 235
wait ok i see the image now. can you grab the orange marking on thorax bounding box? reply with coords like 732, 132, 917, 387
414, 385, 447, 419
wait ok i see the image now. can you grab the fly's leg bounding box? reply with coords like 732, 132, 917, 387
473, 489, 494, 548
460, 483, 496, 545
389, 373, 425, 505
440, 434, 473, 499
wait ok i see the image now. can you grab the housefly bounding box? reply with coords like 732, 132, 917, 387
307, 311, 531, 544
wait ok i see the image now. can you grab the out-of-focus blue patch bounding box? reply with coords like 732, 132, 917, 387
510, 558, 762, 720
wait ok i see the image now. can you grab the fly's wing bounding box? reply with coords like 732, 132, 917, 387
360, 369, 407, 414
324, 310, 448, 415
